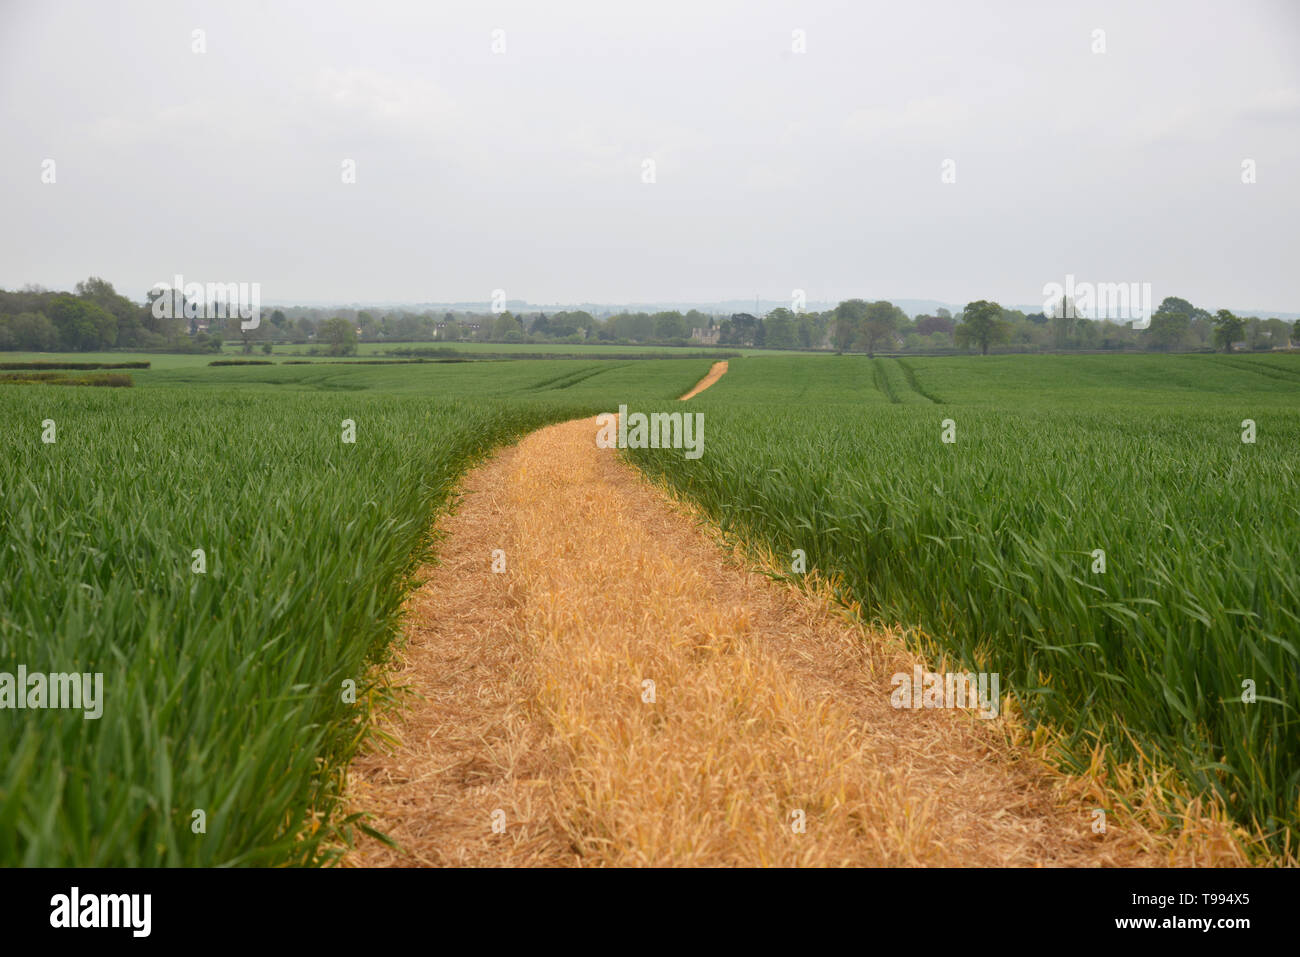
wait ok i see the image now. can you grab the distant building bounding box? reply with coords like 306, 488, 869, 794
691, 326, 720, 345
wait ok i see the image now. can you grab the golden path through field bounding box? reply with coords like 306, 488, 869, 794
677, 359, 728, 399
343, 365, 1248, 867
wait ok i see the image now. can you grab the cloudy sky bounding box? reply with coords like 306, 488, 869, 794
1, 0, 1297, 311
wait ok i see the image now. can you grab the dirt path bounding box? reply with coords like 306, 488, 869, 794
345, 374, 1248, 865
678, 360, 728, 399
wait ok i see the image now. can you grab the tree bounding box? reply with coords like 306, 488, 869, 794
1243, 317, 1265, 351
75, 276, 117, 301
143, 286, 185, 339
491, 311, 523, 341
1045, 295, 1080, 349
1261, 317, 1288, 349
795, 313, 815, 348
1146, 297, 1194, 351
1212, 309, 1245, 353
530, 313, 553, 338
74, 276, 150, 347
723, 313, 760, 347
1048, 312, 1075, 350
568, 311, 597, 338
547, 312, 584, 339
1097, 319, 1137, 351
763, 308, 797, 349
321, 317, 358, 355
9, 312, 59, 350
832, 299, 868, 353
391, 312, 424, 340
954, 300, 1009, 355
916, 314, 954, 337
652, 311, 687, 341
853, 300, 904, 357
606, 311, 653, 342
47, 295, 116, 350
1187, 309, 1214, 349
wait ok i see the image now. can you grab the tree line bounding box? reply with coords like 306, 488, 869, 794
2, 279, 1296, 355
829, 297, 1298, 355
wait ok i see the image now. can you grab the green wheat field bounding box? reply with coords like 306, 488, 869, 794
1, 352, 1297, 864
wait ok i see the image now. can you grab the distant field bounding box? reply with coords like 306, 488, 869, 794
142, 356, 714, 396
0, 351, 215, 370
0, 345, 753, 388
3, 342, 812, 367
220, 340, 814, 358
627, 352, 1300, 845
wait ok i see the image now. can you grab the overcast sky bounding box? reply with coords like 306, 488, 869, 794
1, 0, 1297, 311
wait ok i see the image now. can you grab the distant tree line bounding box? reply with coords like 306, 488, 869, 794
2, 279, 1296, 355
831, 296, 1300, 355
0, 278, 220, 352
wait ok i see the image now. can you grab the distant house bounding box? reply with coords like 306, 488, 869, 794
691, 326, 720, 345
